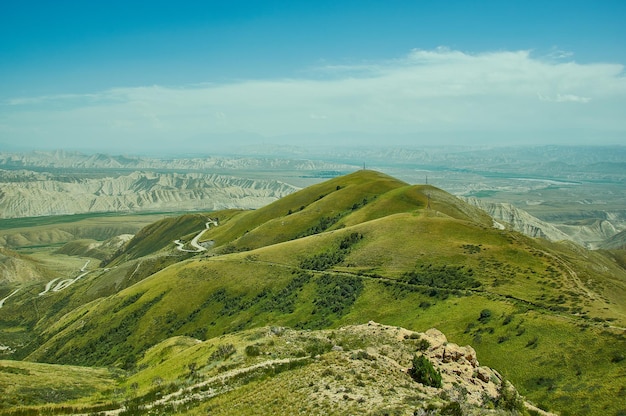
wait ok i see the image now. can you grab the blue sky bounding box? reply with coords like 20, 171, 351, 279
1, 1, 625, 153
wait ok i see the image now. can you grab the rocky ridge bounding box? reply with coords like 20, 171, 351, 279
462, 196, 622, 249
600, 229, 626, 250
0, 170, 298, 219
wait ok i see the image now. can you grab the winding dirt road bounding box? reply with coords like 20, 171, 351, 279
40, 260, 92, 296
174, 219, 218, 253
0, 288, 20, 308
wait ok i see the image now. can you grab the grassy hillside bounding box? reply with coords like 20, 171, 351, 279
107, 213, 211, 263
1, 170, 625, 415
0, 360, 118, 413
0, 247, 55, 286
202, 170, 407, 251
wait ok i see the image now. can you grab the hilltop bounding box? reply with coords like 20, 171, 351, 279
0, 170, 625, 415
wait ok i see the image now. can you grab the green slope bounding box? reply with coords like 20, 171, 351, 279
110, 213, 213, 263
202, 170, 407, 250
3, 170, 626, 416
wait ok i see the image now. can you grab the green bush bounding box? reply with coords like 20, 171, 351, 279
404, 264, 480, 290
440, 401, 463, 416
300, 233, 363, 271
478, 309, 492, 323
210, 344, 236, 361
244, 344, 261, 357
408, 354, 442, 388
416, 338, 431, 351
495, 379, 525, 412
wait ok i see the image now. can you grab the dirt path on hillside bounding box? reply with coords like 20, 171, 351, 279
538, 249, 601, 301
38, 278, 60, 296
92, 356, 310, 415
0, 288, 19, 308
39, 261, 93, 296
174, 219, 218, 253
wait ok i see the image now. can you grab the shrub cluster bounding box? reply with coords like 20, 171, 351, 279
403, 264, 480, 290
313, 274, 364, 317
297, 214, 344, 238
300, 233, 363, 271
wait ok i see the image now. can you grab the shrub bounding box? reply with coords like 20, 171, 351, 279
495, 379, 524, 412
478, 309, 492, 323
305, 338, 333, 357
404, 264, 480, 290
416, 338, 431, 351
244, 345, 261, 357
210, 344, 236, 361
408, 355, 442, 388
299, 233, 363, 271
440, 401, 463, 416
525, 336, 538, 348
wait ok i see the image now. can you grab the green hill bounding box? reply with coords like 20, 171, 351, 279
109, 213, 212, 263
1, 170, 625, 416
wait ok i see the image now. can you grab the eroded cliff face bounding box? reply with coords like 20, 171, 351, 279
462, 197, 622, 249
0, 171, 298, 219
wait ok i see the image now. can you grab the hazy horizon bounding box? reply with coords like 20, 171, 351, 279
1, 1, 625, 153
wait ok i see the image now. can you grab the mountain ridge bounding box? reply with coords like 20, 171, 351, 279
0, 170, 298, 219
0, 170, 624, 415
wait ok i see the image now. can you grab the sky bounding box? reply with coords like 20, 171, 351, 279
1, 0, 625, 154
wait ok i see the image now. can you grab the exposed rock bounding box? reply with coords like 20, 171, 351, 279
463, 196, 624, 249
0, 170, 299, 219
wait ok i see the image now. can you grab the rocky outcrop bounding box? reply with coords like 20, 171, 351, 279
421, 327, 500, 406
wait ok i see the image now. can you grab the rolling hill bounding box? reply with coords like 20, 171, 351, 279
0, 170, 625, 416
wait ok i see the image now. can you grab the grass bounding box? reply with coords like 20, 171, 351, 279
2, 169, 625, 416
203, 170, 406, 251
0, 360, 118, 410
109, 213, 213, 263
0, 212, 170, 249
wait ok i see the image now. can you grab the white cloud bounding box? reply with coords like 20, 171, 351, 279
2, 48, 625, 150
538, 93, 591, 103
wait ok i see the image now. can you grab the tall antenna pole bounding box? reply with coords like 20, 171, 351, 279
426, 174, 428, 185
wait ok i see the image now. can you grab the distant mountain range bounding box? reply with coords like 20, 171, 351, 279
0, 170, 298, 219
